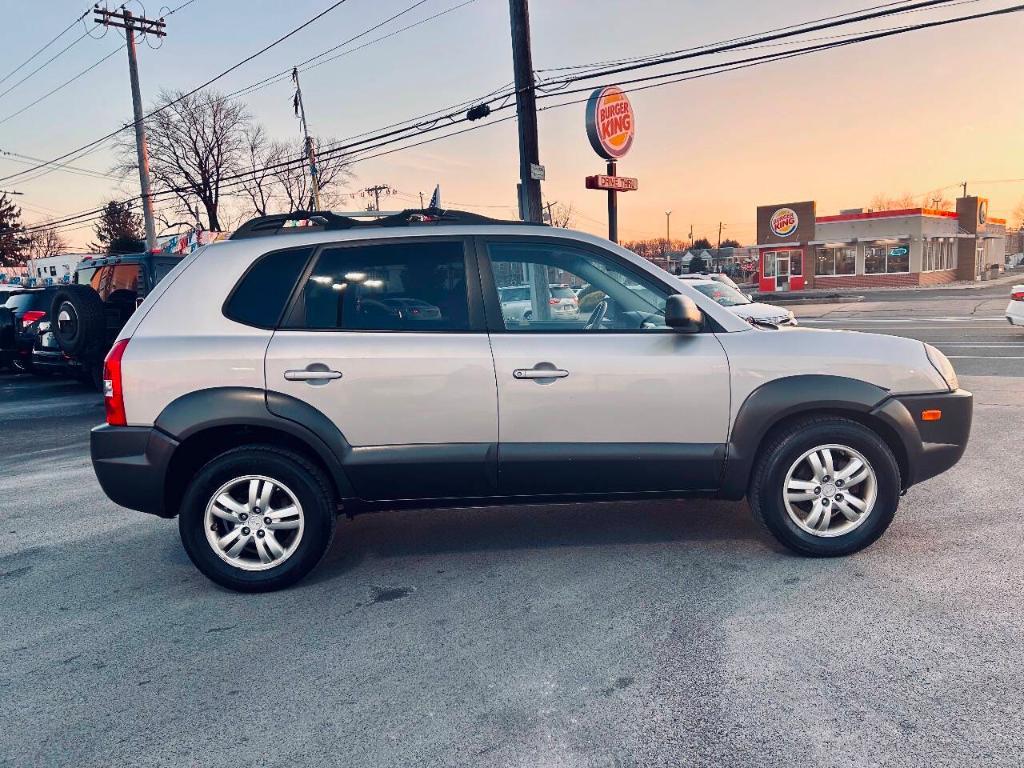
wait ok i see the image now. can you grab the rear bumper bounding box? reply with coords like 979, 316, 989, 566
873, 388, 973, 488
90, 424, 178, 517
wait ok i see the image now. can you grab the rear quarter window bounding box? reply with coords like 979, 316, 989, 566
224, 247, 313, 328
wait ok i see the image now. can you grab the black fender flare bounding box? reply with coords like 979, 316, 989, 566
155, 386, 355, 497
719, 375, 917, 499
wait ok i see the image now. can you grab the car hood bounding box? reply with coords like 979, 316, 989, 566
727, 302, 791, 322
717, 325, 950, 397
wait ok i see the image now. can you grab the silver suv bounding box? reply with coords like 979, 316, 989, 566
90, 210, 972, 592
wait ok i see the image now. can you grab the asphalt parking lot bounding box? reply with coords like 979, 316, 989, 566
2, 289, 1022, 767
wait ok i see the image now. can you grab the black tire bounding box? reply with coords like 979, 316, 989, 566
178, 445, 336, 592
50, 285, 105, 358
748, 416, 901, 557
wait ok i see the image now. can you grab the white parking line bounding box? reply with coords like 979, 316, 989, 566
802, 317, 1008, 323
945, 355, 1024, 359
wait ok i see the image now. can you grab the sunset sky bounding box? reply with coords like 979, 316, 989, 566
1, 0, 1021, 249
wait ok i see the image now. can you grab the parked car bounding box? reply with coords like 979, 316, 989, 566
1007, 284, 1024, 327
0, 287, 58, 372
682, 277, 798, 326
41, 251, 184, 388
90, 209, 971, 592
498, 283, 579, 323
678, 271, 744, 292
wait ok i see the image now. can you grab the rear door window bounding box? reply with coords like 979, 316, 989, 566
224, 247, 313, 328
289, 240, 471, 332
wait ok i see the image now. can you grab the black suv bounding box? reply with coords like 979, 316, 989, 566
0, 287, 59, 372
38, 252, 183, 387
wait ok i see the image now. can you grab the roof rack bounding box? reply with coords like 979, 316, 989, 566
229, 207, 538, 240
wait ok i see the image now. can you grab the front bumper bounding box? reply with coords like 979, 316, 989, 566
873, 389, 973, 488
91, 424, 179, 517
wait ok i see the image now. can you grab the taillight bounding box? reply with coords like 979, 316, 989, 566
21, 310, 45, 328
1012, 290, 1024, 301
548, 298, 560, 305
104, 339, 130, 426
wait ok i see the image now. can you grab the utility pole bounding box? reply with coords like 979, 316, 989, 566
419, 191, 425, 209
665, 210, 672, 244
291, 68, 321, 210
95, 7, 164, 252
717, 221, 724, 249
688, 224, 694, 248
962, 181, 968, 199
362, 184, 392, 211
508, 0, 543, 223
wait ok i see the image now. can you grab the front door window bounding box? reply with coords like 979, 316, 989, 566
776, 255, 790, 292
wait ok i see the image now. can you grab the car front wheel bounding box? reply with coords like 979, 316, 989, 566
749, 417, 901, 557
178, 446, 336, 592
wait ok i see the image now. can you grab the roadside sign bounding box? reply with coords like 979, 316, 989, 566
585, 86, 635, 160
586, 175, 638, 192
530, 163, 546, 181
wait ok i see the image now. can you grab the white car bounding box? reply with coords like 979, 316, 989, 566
498, 283, 579, 322
680, 276, 797, 326
1007, 285, 1024, 327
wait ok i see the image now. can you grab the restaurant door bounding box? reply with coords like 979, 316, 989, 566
759, 249, 805, 293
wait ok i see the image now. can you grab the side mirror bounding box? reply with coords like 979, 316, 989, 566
665, 294, 703, 333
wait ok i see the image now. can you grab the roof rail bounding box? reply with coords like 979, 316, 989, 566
229, 207, 537, 240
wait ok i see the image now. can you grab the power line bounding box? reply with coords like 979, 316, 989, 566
0, 47, 121, 126
23, 0, 1020, 235
0, 6, 90, 87
0, 0, 354, 185
227, 0, 479, 100
0, 28, 92, 101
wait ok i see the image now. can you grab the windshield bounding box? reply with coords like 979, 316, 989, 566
549, 285, 576, 299
693, 282, 751, 307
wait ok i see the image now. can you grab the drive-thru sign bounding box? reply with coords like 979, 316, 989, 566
585, 86, 637, 243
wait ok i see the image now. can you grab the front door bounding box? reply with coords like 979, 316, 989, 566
264, 237, 498, 500
775, 253, 791, 292
480, 237, 731, 497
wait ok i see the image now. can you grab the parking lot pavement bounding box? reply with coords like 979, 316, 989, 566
2, 340, 1024, 766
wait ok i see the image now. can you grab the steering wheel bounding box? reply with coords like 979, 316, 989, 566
584, 299, 609, 331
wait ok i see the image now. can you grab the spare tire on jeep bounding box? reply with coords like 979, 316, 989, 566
51, 285, 106, 358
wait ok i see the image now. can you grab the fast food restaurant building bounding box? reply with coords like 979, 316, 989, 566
755, 197, 1006, 293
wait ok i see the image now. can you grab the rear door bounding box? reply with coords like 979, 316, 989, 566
264, 236, 499, 501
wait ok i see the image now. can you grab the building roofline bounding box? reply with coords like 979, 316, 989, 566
816, 208, 959, 223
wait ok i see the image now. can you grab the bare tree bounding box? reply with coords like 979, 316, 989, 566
25, 227, 67, 258
271, 137, 352, 212
547, 202, 576, 228
869, 193, 919, 211
238, 124, 283, 218
117, 89, 250, 231
1012, 198, 1024, 229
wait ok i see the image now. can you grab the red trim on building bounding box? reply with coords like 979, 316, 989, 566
815, 208, 958, 223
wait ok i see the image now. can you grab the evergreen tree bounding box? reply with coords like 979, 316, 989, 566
92, 200, 145, 254
0, 193, 28, 268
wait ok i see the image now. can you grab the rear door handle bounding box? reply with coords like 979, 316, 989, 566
284, 368, 342, 382
513, 367, 569, 380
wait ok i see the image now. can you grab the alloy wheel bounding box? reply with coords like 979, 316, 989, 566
204, 475, 304, 571
782, 444, 877, 538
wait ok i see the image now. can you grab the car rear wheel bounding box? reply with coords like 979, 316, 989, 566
178, 446, 336, 592
749, 417, 901, 557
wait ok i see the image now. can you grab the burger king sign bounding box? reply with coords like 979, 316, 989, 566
769, 207, 799, 239
585, 86, 635, 160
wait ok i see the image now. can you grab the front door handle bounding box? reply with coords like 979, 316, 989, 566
513, 365, 569, 380
284, 365, 342, 384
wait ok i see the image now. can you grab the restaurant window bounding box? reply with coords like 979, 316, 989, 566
790, 251, 802, 276
865, 242, 909, 274
925, 238, 958, 272
815, 246, 856, 276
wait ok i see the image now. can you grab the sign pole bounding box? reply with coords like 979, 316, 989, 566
607, 160, 618, 243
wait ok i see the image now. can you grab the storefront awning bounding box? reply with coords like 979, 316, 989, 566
755, 241, 801, 248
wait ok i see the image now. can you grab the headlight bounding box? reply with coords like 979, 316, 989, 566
925, 343, 958, 391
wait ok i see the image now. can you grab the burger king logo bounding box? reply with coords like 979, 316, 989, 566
978, 199, 988, 225
585, 86, 635, 160
769, 207, 799, 238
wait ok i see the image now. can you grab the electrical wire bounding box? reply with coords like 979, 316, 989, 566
21, 0, 1020, 235
0, 47, 122, 127
0, 28, 93, 102
0, 6, 91, 87
0, 0, 355, 185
